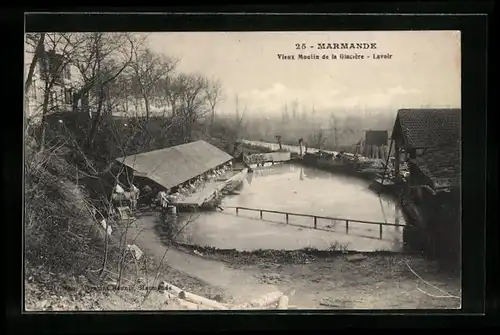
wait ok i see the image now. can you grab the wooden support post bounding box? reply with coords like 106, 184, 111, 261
379, 224, 383, 239
346, 220, 349, 234
380, 138, 393, 186
394, 142, 400, 179
314, 216, 317, 229
260, 210, 263, 219
236, 207, 239, 215
285, 213, 289, 224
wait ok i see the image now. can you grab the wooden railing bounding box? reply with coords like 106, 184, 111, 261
223, 206, 405, 239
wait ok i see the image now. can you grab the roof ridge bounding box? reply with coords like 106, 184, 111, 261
116, 140, 212, 160
114, 140, 233, 189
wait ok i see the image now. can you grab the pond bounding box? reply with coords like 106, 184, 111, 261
171, 163, 405, 252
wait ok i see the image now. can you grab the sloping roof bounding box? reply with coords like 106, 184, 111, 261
409, 143, 461, 189
392, 109, 461, 149
116, 140, 233, 189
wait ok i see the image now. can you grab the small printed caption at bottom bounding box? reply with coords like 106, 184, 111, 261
84, 285, 165, 291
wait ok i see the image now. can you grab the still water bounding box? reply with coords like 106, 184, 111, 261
174, 164, 405, 252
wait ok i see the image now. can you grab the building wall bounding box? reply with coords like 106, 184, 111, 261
406, 162, 461, 264
425, 191, 461, 265
113, 98, 172, 117
24, 46, 83, 123
365, 130, 389, 147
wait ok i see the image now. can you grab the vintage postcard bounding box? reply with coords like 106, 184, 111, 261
24, 29, 461, 311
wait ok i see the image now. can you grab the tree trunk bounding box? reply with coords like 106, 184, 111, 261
99, 218, 110, 278
144, 94, 150, 119
87, 88, 105, 149
25, 33, 46, 95
82, 92, 90, 114
39, 80, 51, 152
72, 91, 79, 112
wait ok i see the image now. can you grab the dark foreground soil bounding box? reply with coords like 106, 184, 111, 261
24, 255, 230, 311
25, 245, 462, 310
173, 244, 462, 309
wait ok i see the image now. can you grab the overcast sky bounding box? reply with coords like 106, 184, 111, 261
147, 30, 461, 117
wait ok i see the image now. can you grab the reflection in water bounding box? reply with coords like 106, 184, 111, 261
176, 163, 405, 252
251, 164, 294, 178
246, 171, 253, 185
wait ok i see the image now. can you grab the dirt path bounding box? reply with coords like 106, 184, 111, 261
123, 211, 460, 309
178, 247, 462, 309
126, 213, 280, 304
234, 258, 460, 309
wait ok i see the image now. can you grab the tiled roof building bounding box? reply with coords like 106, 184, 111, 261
391, 108, 461, 190
392, 108, 461, 149
410, 143, 460, 189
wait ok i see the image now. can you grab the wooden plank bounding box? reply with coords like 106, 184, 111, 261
162, 281, 228, 310
231, 291, 284, 309
179, 290, 228, 310
277, 296, 289, 309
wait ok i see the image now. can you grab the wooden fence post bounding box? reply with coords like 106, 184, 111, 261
379, 224, 383, 239
285, 213, 289, 224
260, 210, 263, 219
314, 217, 317, 229
236, 207, 239, 215
345, 220, 349, 234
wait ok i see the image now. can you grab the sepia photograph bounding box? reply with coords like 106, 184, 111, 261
24, 28, 462, 311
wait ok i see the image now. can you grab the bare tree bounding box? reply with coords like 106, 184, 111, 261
25, 33, 87, 151
104, 70, 134, 116
69, 32, 138, 149
25, 33, 46, 95
308, 129, 327, 150
170, 73, 210, 142
205, 79, 223, 125
281, 103, 290, 123
275, 135, 283, 150
291, 99, 299, 120
234, 104, 247, 137
329, 113, 339, 149
130, 47, 178, 118
235, 94, 240, 121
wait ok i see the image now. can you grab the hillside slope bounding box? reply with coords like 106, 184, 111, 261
24, 137, 226, 311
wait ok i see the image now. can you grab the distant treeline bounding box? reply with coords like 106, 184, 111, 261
232, 110, 396, 152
